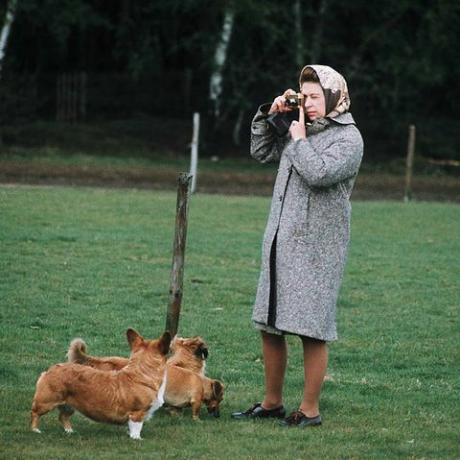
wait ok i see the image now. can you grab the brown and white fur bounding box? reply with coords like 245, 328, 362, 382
66, 335, 221, 419
31, 329, 171, 439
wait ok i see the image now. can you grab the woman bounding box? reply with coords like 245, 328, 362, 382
232, 65, 363, 427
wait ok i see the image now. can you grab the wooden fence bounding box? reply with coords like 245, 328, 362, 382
56, 72, 87, 123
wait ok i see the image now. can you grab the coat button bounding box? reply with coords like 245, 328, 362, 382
279, 195, 283, 202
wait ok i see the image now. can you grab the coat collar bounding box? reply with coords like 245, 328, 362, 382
327, 112, 355, 125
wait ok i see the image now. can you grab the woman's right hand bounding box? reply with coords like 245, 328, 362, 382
268, 89, 297, 114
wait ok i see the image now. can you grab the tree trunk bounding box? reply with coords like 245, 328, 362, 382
0, 0, 18, 80
209, 7, 235, 119
0, 0, 18, 144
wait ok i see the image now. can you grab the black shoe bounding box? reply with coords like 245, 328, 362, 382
231, 403, 286, 420
279, 410, 322, 427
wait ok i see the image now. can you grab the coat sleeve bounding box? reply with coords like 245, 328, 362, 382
250, 104, 286, 163
285, 125, 363, 187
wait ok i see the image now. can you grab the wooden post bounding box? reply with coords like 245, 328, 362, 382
190, 112, 200, 193
165, 173, 193, 336
404, 124, 416, 202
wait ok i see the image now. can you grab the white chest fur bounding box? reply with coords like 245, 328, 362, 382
145, 371, 167, 421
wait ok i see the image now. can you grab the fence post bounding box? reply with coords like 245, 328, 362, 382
190, 112, 200, 193
165, 173, 193, 337
404, 124, 416, 202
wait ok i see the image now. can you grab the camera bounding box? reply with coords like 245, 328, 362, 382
266, 93, 303, 137
284, 93, 303, 109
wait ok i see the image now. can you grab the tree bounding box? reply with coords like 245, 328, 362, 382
0, 0, 18, 80
1, 0, 459, 158
209, 5, 235, 119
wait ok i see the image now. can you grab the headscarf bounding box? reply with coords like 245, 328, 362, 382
299, 65, 350, 118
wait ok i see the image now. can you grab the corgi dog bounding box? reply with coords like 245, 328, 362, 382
168, 336, 208, 375
66, 335, 221, 419
166, 366, 224, 420
67, 335, 208, 375
31, 329, 171, 439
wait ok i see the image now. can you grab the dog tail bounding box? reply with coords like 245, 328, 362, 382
67, 338, 89, 364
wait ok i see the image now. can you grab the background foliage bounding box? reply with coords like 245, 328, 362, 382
1, 0, 460, 159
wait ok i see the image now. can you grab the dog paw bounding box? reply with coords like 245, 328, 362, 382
129, 434, 143, 440
32, 428, 42, 434
64, 428, 74, 434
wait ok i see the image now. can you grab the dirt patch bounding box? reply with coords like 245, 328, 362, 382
1, 160, 459, 202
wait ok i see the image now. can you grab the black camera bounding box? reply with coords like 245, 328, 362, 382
266, 109, 299, 137
266, 93, 303, 137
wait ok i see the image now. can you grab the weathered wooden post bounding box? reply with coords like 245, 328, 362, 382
404, 124, 416, 202
165, 173, 193, 336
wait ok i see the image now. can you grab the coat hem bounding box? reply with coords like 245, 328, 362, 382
253, 320, 337, 342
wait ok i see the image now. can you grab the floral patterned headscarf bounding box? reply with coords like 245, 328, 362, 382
299, 65, 351, 118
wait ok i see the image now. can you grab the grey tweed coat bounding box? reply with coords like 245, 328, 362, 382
251, 106, 363, 341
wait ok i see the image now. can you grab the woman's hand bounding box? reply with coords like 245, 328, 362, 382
268, 89, 297, 114
289, 105, 307, 141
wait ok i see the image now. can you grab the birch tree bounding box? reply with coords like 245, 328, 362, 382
0, 0, 18, 80
209, 6, 235, 119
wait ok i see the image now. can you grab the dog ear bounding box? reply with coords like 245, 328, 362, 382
212, 380, 224, 399
159, 331, 172, 355
126, 329, 143, 350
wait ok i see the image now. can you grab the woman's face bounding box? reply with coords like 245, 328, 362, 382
300, 82, 326, 121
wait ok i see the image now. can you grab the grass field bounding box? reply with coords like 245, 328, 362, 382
0, 185, 459, 459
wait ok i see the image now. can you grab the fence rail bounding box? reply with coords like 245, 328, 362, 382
56, 72, 87, 123
0, 70, 208, 123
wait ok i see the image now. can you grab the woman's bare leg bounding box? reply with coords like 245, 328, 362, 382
299, 337, 328, 417
261, 331, 287, 409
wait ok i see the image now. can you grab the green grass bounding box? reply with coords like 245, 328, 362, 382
0, 145, 276, 172
0, 185, 459, 459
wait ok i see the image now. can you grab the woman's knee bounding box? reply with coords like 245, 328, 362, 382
261, 331, 286, 345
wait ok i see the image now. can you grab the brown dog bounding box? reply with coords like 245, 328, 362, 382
31, 330, 171, 439
166, 366, 224, 419
168, 336, 209, 375
66, 335, 223, 419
